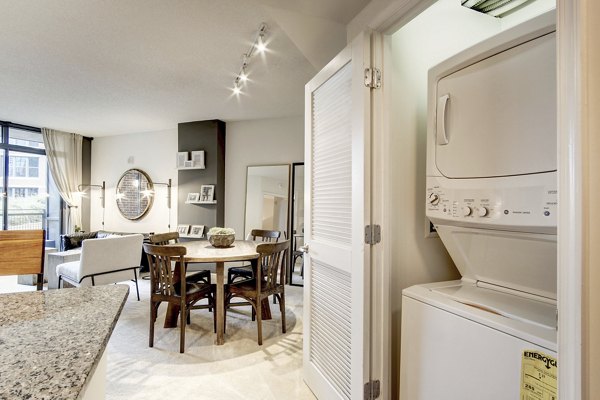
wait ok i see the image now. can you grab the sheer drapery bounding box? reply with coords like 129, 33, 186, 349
42, 128, 83, 233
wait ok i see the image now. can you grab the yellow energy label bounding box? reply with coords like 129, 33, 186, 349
520, 349, 557, 400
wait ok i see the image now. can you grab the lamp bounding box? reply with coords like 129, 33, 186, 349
77, 181, 106, 228
152, 179, 172, 230
77, 181, 105, 208
152, 179, 171, 209
232, 23, 268, 95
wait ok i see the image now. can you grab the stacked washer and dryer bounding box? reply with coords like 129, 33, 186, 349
400, 11, 558, 400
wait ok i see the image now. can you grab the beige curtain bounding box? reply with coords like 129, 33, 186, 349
42, 128, 83, 233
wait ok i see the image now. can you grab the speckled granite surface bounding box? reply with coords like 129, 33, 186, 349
0, 285, 129, 400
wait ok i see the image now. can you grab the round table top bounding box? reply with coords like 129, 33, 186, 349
178, 240, 259, 263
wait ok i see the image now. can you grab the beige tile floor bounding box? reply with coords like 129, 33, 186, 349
0, 275, 315, 400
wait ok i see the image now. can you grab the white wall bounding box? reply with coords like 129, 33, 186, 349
90, 129, 178, 234
224, 116, 304, 239
388, 0, 502, 397
89, 116, 303, 237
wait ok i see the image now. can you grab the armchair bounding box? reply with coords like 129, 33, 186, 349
56, 234, 143, 300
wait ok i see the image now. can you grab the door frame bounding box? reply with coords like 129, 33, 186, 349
352, 0, 588, 398
289, 161, 304, 287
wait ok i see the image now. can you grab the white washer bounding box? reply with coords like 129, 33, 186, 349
400, 11, 558, 400
401, 281, 556, 399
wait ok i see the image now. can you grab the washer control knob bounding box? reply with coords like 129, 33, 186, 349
428, 193, 440, 205
478, 207, 488, 217
462, 206, 472, 217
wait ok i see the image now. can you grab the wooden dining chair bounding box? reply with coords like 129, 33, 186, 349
0, 230, 45, 290
149, 232, 211, 285
143, 243, 215, 353
224, 240, 289, 345
227, 229, 281, 284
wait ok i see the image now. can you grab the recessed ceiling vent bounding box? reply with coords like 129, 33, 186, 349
462, 0, 535, 17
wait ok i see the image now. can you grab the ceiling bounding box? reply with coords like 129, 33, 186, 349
0, 0, 370, 137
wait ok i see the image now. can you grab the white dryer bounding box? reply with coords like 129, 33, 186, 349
400, 11, 558, 400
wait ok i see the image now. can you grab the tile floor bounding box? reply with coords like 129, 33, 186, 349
0, 275, 315, 400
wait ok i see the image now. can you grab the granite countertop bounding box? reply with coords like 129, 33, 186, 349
0, 285, 129, 400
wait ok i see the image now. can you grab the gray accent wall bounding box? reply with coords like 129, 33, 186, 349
80, 137, 92, 232
177, 120, 225, 232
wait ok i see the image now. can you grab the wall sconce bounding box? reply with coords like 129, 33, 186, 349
152, 179, 172, 209
77, 181, 106, 208
232, 22, 268, 96
152, 179, 172, 230
77, 181, 106, 229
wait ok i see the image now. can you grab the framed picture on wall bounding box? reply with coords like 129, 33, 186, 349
200, 185, 215, 202
189, 225, 205, 238
177, 224, 190, 235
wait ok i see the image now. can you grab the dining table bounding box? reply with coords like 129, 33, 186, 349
163, 239, 269, 345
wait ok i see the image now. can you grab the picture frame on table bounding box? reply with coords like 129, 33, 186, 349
186, 192, 200, 203
189, 225, 205, 238
200, 185, 215, 202
176, 152, 188, 168
177, 224, 190, 235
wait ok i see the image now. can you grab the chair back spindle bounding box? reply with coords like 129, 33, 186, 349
144, 244, 186, 297
256, 241, 289, 291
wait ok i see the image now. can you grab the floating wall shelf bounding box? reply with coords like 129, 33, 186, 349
177, 166, 206, 171
185, 200, 217, 205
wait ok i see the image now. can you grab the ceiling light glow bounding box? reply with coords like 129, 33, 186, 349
256, 36, 266, 53
230, 23, 268, 97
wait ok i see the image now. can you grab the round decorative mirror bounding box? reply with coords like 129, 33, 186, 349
116, 169, 154, 220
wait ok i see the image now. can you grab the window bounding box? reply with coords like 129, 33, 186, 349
8, 188, 39, 197
28, 157, 39, 177
8, 156, 40, 177
0, 122, 62, 247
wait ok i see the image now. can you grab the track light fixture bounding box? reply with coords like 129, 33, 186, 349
232, 23, 268, 96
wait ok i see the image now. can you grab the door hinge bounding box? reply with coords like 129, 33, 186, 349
364, 380, 381, 399
364, 68, 382, 89
365, 225, 381, 245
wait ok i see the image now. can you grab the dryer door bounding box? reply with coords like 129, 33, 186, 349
434, 31, 556, 178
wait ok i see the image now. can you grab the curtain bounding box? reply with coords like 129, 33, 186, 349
42, 128, 83, 233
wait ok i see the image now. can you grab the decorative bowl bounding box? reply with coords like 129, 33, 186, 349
209, 233, 235, 248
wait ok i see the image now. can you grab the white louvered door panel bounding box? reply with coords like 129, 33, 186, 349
304, 32, 371, 400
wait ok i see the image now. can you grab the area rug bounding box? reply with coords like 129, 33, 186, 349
105, 280, 315, 400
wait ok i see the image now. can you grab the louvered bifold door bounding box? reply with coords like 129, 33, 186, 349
303, 32, 371, 400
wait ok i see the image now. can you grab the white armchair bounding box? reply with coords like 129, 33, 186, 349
56, 234, 144, 300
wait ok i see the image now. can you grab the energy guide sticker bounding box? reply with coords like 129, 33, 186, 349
520, 350, 557, 400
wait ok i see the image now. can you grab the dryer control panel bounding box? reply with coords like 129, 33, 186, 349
426, 173, 557, 234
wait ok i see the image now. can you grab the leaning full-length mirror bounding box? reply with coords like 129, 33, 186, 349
116, 168, 153, 220
289, 163, 305, 286
243, 165, 290, 240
